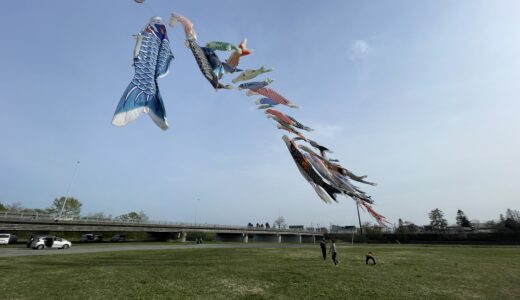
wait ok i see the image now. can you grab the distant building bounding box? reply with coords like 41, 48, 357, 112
474, 227, 496, 233
315, 227, 328, 233
289, 225, 304, 230
446, 226, 475, 234
330, 225, 357, 234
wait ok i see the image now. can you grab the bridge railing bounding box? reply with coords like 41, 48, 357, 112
0, 211, 321, 233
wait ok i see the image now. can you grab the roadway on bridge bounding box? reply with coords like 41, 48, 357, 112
0, 243, 315, 258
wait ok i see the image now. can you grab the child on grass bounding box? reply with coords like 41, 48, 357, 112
329, 240, 338, 266
320, 237, 327, 260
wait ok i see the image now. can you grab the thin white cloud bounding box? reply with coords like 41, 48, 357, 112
349, 40, 371, 60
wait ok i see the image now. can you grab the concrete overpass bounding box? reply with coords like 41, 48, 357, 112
0, 213, 323, 243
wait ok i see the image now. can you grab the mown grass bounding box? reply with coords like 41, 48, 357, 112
0, 244, 519, 299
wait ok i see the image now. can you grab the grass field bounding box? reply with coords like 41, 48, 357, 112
1, 244, 519, 299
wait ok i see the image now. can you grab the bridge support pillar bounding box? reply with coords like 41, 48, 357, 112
298, 234, 302, 244
243, 233, 249, 243
180, 232, 187, 242
277, 234, 281, 243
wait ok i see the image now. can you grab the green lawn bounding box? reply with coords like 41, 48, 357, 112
1, 244, 519, 299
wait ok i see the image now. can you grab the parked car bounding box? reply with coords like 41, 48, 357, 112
27, 234, 48, 248
80, 234, 103, 242
0, 233, 11, 245
31, 236, 71, 250
0, 233, 18, 245
110, 234, 126, 242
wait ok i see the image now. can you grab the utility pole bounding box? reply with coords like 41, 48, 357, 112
58, 160, 80, 220
195, 198, 200, 225
356, 202, 364, 243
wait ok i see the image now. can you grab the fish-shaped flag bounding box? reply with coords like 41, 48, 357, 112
286, 115, 313, 132
282, 136, 341, 203
295, 141, 376, 186
232, 66, 272, 83
205, 41, 241, 53
225, 38, 253, 69
238, 78, 273, 90
297, 137, 371, 185
277, 124, 308, 142
112, 17, 174, 130
265, 109, 313, 132
256, 104, 274, 110
331, 172, 373, 203
294, 137, 333, 158
302, 152, 335, 184
186, 38, 231, 90
299, 145, 374, 205
201, 47, 225, 79
360, 201, 390, 227
255, 98, 279, 106
309, 140, 332, 157
270, 116, 309, 142
265, 109, 293, 125
169, 13, 229, 90
237, 38, 253, 55
169, 12, 197, 41
222, 63, 242, 74
332, 163, 377, 186
252, 87, 299, 108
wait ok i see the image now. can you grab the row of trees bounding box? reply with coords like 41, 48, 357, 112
247, 222, 271, 228
397, 208, 520, 233
247, 217, 287, 229
0, 197, 149, 222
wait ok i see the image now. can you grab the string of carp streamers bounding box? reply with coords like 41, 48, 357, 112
112, 3, 390, 226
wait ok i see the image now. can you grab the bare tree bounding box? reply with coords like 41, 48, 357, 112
4, 202, 24, 212
274, 216, 286, 229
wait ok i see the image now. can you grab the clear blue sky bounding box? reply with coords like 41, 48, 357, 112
1, 0, 519, 227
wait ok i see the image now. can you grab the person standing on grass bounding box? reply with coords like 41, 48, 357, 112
329, 240, 338, 266
320, 237, 327, 260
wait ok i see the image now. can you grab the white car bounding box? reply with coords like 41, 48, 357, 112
31, 236, 72, 250
0, 234, 11, 245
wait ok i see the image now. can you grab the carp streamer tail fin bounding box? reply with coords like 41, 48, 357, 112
112, 82, 168, 130
322, 182, 341, 203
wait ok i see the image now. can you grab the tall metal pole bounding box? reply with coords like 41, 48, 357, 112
356, 202, 364, 242
195, 198, 199, 225
58, 161, 80, 219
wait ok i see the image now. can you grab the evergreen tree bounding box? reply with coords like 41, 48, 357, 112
429, 208, 448, 232
397, 218, 405, 233
503, 209, 520, 231
456, 209, 472, 227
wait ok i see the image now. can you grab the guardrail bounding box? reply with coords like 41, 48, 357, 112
0, 211, 325, 233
